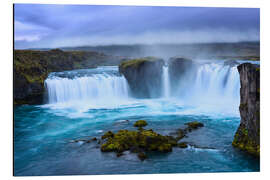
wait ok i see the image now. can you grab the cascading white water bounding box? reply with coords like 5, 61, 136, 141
192, 63, 240, 100
45, 63, 240, 111
175, 62, 241, 112
162, 66, 170, 98
45, 68, 129, 104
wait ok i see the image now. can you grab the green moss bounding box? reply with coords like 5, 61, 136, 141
119, 57, 160, 69
100, 126, 176, 159
101, 131, 114, 140
134, 120, 148, 128
232, 126, 260, 156
158, 143, 172, 152
100, 120, 206, 160
243, 129, 248, 136
178, 142, 188, 148
120, 59, 147, 69
185, 121, 204, 129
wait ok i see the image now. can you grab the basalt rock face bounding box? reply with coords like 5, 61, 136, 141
168, 57, 197, 95
232, 63, 260, 156
119, 57, 165, 98
14, 49, 124, 105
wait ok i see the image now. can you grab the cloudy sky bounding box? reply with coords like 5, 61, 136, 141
14, 4, 260, 49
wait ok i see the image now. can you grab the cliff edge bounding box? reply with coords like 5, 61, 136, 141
232, 63, 260, 156
119, 57, 164, 98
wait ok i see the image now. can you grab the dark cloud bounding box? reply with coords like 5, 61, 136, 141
14, 4, 260, 49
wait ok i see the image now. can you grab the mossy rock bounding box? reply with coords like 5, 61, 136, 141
100, 121, 205, 160
178, 142, 188, 148
134, 120, 148, 128
232, 125, 260, 156
175, 129, 186, 140
101, 131, 114, 140
137, 152, 147, 161
185, 121, 204, 129
119, 56, 161, 69
158, 143, 172, 152
100, 128, 176, 159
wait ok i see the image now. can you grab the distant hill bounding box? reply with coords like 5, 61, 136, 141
56, 42, 259, 60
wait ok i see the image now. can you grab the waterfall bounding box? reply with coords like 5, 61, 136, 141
45, 67, 129, 104
193, 63, 240, 100
176, 63, 240, 107
162, 66, 170, 98
45, 63, 240, 108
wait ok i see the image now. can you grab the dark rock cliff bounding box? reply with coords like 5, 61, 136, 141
119, 57, 164, 98
14, 49, 124, 105
232, 63, 260, 156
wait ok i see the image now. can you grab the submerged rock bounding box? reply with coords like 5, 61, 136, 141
133, 120, 148, 128
185, 121, 204, 130
70, 137, 98, 144
137, 152, 147, 161
177, 142, 188, 148
119, 57, 164, 98
232, 63, 260, 156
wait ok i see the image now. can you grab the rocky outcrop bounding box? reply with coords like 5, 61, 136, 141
14, 49, 124, 105
168, 57, 197, 95
100, 120, 204, 161
119, 57, 164, 98
232, 63, 260, 156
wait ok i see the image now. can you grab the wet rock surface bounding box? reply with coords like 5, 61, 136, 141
119, 57, 165, 98
98, 120, 204, 161
232, 63, 260, 156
